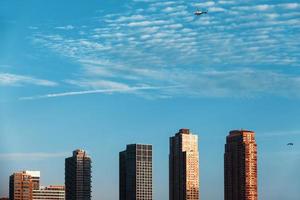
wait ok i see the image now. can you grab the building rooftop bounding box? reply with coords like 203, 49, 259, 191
24, 171, 40, 177
228, 129, 255, 137
37, 185, 65, 191
72, 149, 90, 157
230, 129, 254, 134
177, 128, 190, 135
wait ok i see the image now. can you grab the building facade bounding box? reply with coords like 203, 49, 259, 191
224, 130, 258, 200
169, 129, 199, 200
119, 144, 153, 200
33, 186, 65, 200
9, 171, 40, 200
65, 149, 92, 200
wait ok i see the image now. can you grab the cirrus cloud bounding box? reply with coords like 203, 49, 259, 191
0, 73, 58, 87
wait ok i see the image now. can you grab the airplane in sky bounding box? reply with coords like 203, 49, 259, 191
194, 10, 208, 16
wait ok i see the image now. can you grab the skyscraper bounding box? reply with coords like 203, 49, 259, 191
224, 130, 258, 200
119, 144, 153, 200
65, 149, 92, 200
9, 171, 40, 200
33, 185, 65, 200
169, 129, 199, 200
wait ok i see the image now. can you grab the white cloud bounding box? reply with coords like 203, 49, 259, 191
234, 4, 274, 11
55, 25, 74, 30
66, 79, 132, 90
28, 0, 300, 99
265, 13, 279, 19
127, 20, 169, 27
133, 0, 158, 2
28, 26, 38, 30
259, 130, 300, 138
79, 40, 112, 51
150, 1, 177, 7
109, 15, 145, 23
0, 73, 58, 87
162, 5, 186, 13
193, 1, 216, 8
83, 65, 116, 77
163, 24, 183, 29
218, 0, 234, 5
256, 4, 272, 11
280, 3, 299, 9
19, 85, 170, 100
0, 152, 68, 161
209, 7, 226, 12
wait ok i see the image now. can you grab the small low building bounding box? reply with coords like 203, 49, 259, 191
33, 185, 65, 200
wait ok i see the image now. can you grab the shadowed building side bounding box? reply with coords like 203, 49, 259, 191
224, 130, 258, 200
119, 151, 127, 200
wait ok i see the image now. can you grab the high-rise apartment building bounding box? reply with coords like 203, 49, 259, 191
119, 144, 153, 200
65, 149, 92, 200
33, 185, 65, 200
224, 130, 258, 200
169, 129, 199, 200
9, 171, 40, 200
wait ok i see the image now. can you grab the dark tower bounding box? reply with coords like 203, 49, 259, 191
119, 144, 153, 200
224, 130, 258, 200
65, 149, 92, 200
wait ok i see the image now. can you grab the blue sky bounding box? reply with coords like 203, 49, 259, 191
0, 0, 300, 199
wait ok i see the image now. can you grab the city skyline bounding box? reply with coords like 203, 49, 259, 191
4, 130, 253, 200
1, 124, 299, 200
1, 0, 300, 200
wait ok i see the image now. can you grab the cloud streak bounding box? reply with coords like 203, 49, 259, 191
258, 130, 300, 138
0, 73, 58, 87
0, 152, 68, 161
19, 85, 176, 100
55, 25, 74, 30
